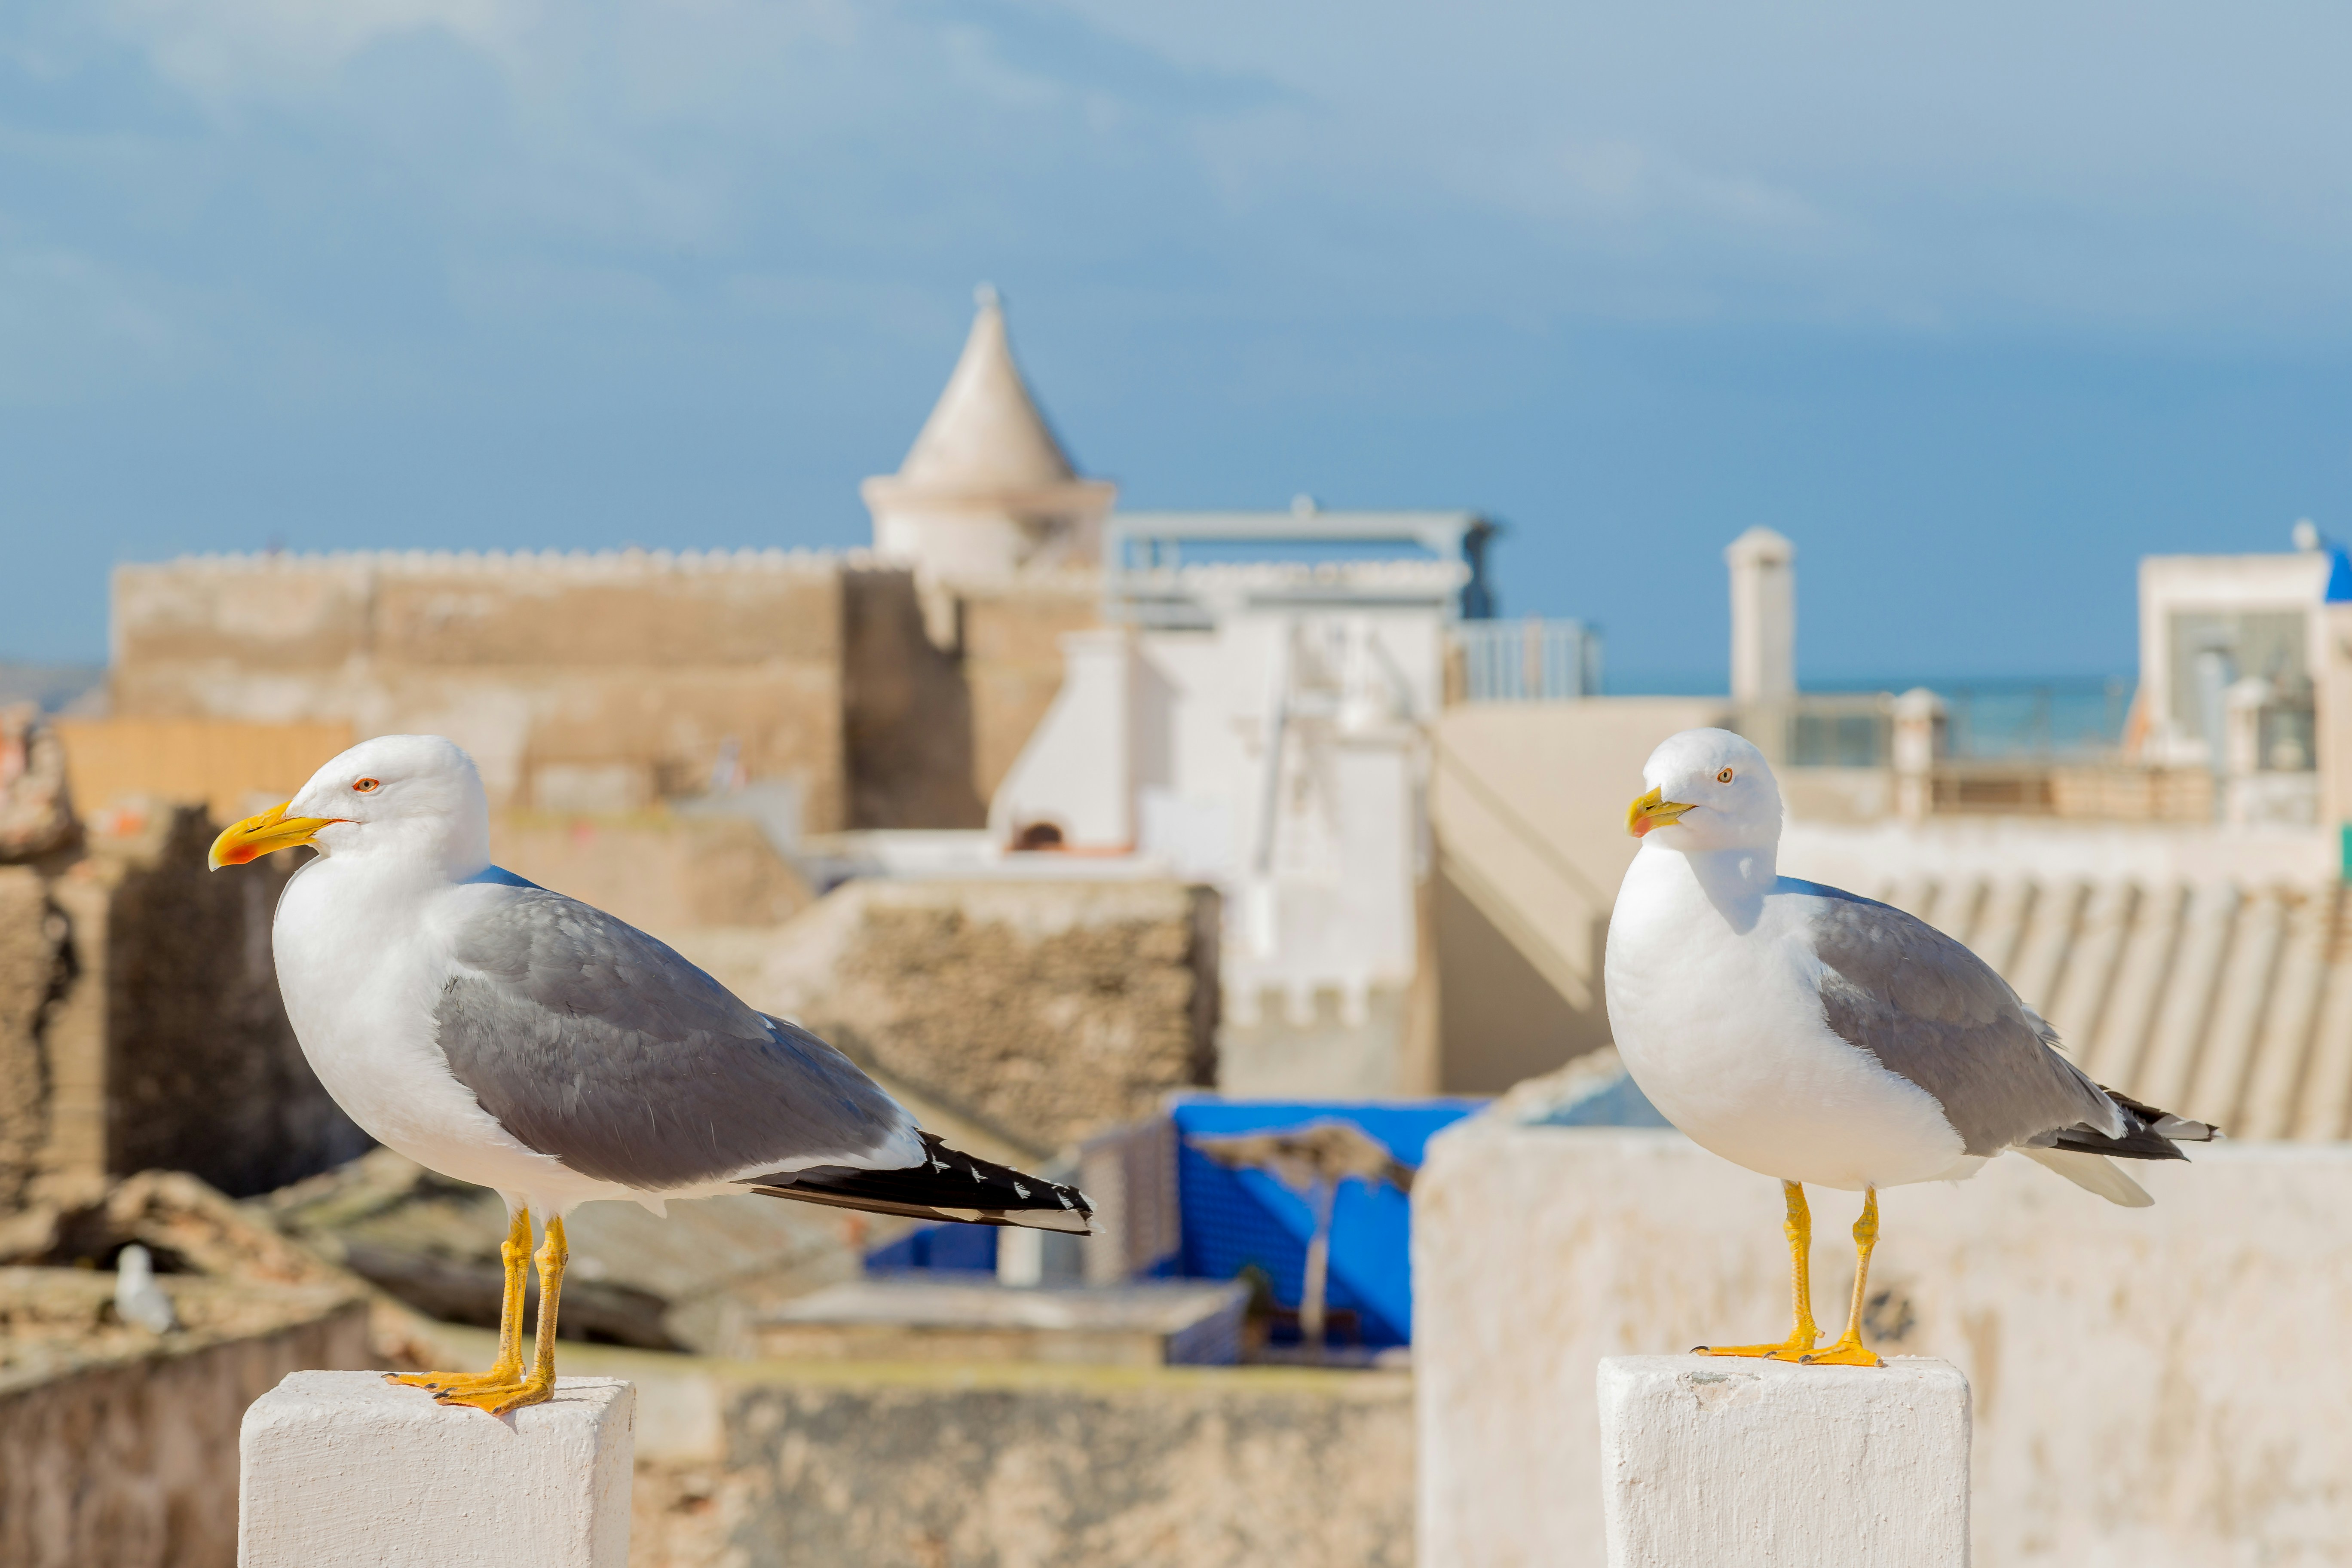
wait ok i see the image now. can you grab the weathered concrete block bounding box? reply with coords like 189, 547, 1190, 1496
240, 1372, 634, 1568
1598, 1356, 1969, 1568
745, 877, 1219, 1152
1415, 1124, 2352, 1566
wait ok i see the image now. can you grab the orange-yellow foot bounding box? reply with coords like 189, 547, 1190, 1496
386, 1366, 521, 1394
1798, 1338, 1883, 1368
1692, 1333, 1817, 1363
434, 1375, 555, 1415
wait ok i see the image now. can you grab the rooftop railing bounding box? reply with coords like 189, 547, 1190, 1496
1450, 618, 1604, 703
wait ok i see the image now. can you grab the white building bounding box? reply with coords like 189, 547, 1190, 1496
2130, 547, 2331, 825
991, 510, 1492, 1098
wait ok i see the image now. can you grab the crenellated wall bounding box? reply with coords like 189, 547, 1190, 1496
113, 548, 862, 828
108, 548, 1096, 835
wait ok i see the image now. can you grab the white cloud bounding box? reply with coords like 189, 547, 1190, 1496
7, 0, 2352, 416
101, 0, 530, 102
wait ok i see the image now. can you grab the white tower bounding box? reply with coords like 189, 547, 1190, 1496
1725, 526, 1797, 705
861, 287, 1117, 578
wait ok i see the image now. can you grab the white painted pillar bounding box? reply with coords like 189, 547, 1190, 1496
1724, 527, 1797, 707
1598, 1355, 1969, 1568
2318, 601, 2352, 838
240, 1372, 634, 1568
1892, 686, 1948, 823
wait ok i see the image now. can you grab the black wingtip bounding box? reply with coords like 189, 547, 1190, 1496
751, 1133, 1095, 1234
2054, 1085, 2219, 1162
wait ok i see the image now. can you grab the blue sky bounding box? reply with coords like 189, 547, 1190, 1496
4, 2, 2352, 688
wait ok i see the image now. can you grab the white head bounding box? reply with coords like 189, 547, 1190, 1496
208, 734, 490, 879
1625, 728, 1782, 854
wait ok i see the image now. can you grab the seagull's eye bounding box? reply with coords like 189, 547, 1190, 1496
1716, 768, 1734, 784
352, 778, 381, 794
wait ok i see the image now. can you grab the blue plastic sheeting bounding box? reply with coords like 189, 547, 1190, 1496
1171, 1098, 1485, 1347
865, 1221, 998, 1273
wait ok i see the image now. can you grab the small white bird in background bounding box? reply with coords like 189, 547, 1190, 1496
114, 1243, 178, 1335
211, 735, 1091, 1415
1604, 729, 2215, 1367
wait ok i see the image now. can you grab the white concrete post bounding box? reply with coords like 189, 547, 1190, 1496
2224, 677, 2272, 773
1725, 527, 1797, 707
239, 1372, 635, 1568
1598, 1356, 1969, 1568
2223, 676, 2275, 825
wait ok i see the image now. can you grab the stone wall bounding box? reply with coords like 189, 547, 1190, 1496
95, 808, 370, 1193
51, 718, 354, 825
111, 550, 1100, 836
842, 571, 986, 830
490, 813, 815, 937
113, 549, 860, 828
0, 1271, 370, 1568
717, 879, 1220, 1157
711, 1364, 1412, 1568
0, 870, 67, 1211
0, 807, 365, 1216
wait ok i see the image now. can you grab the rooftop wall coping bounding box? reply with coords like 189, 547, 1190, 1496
0, 1270, 368, 1397
122, 545, 901, 576
1113, 559, 1471, 589
418, 1320, 1412, 1401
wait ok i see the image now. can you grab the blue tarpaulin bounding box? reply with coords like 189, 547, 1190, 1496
1170, 1097, 1484, 1347
865, 1221, 997, 1273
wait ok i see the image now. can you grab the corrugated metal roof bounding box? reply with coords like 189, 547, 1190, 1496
1863, 872, 2352, 1139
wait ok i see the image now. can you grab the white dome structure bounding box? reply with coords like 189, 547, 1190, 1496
861, 287, 1117, 578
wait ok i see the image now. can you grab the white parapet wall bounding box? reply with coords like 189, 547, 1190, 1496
1599, 1356, 1969, 1568
1415, 1124, 2352, 1567
240, 1373, 634, 1568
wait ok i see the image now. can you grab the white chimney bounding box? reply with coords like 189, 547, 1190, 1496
1725, 527, 1797, 705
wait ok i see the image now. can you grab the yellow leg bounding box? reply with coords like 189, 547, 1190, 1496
1695, 1181, 1820, 1362
437, 1214, 567, 1414
387, 1207, 531, 1393
1801, 1187, 1885, 1367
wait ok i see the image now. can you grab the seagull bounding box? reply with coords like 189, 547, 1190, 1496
1604, 728, 2214, 1367
114, 1243, 178, 1335
211, 734, 1092, 1414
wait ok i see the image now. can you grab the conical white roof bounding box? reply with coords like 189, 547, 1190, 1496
894, 287, 1079, 492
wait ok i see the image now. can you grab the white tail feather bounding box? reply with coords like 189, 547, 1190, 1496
2021, 1147, 2153, 1207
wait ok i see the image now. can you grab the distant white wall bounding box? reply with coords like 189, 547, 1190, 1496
1416, 1124, 2352, 1568
988, 628, 1136, 850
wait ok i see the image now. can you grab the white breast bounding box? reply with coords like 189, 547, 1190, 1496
1604, 847, 1967, 1191
272, 858, 612, 1209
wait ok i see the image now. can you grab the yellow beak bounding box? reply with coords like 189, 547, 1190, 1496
1626, 786, 1697, 838
208, 801, 341, 870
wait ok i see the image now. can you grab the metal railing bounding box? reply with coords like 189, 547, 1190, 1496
1941, 678, 2132, 761
1452, 618, 1603, 702
1782, 693, 1893, 767
1766, 679, 2137, 768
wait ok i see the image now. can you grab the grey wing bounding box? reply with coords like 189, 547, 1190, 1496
434, 887, 921, 1190
1788, 882, 2126, 1156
